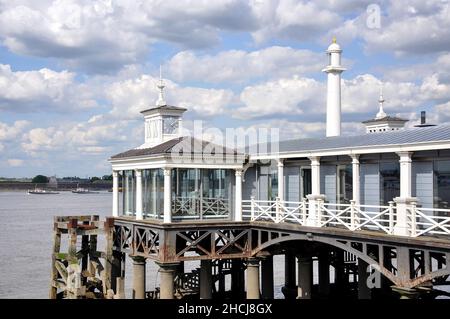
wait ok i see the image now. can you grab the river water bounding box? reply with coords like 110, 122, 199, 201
0, 191, 288, 298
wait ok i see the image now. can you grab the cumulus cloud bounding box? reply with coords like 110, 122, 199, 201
0, 120, 31, 141
0, 64, 97, 112
166, 46, 324, 84
236, 76, 325, 119
250, 0, 342, 44
0, 0, 259, 73
20, 115, 132, 157
329, 0, 450, 56
106, 74, 235, 119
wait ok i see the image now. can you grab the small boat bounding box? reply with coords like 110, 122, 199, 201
72, 187, 99, 194
27, 187, 59, 194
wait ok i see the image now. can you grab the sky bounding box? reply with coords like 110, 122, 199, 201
1, 0, 450, 178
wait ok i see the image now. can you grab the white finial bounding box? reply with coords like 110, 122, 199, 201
375, 84, 387, 119
156, 65, 166, 106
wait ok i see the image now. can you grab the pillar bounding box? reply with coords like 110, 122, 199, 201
297, 256, 312, 299
200, 260, 213, 299
394, 152, 416, 236
306, 156, 325, 226
235, 169, 243, 221
112, 170, 119, 217
246, 258, 260, 299
261, 255, 274, 299
231, 259, 245, 298
358, 259, 371, 299
135, 169, 143, 220
334, 250, 347, 293
163, 168, 172, 223
282, 251, 297, 299
157, 262, 178, 299
318, 250, 330, 297
310, 156, 320, 196
277, 160, 284, 201
131, 256, 146, 299
350, 155, 360, 204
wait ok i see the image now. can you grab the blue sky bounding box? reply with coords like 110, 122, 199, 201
1, 0, 450, 178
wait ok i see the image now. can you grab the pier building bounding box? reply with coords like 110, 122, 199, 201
50, 39, 450, 300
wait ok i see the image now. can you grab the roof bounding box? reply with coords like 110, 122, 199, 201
252, 124, 450, 156
111, 136, 241, 160
362, 115, 408, 124
140, 105, 187, 114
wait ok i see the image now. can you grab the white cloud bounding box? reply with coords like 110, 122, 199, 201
329, 0, 450, 56
166, 46, 324, 83
250, 0, 342, 44
0, 0, 259, 73
0, 120, 30, 141
237, 76, 325, 119
0, 64, 97, 112
106, 75, 235, 119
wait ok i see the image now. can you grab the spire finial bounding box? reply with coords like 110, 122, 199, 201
156, 65, 166, 107
332, 36, 337, 44
375, 83, 387, 119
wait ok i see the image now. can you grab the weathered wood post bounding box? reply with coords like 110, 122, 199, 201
49, 217, 61, 299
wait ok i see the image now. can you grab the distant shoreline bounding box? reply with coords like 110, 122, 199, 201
0, 181, 116, 191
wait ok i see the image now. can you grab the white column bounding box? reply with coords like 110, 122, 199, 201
163, 168, 172, 223
399, 152, 412, 198
323, 39, 345, 137
351, 154, 360, 204
112, 170, 119, 217
306, 156, 325, 226
277, 159, 284, 201
310, 156, 320, 195
394, 151, 416, 236
135, 169, 143, 220
235, 169, 243, 222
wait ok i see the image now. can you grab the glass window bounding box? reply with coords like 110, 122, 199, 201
142, 169, 164, 218
122, 170, 135, 215
380, 162, 400, 205
337, 164, 352, 204
434, 160, 450, 208
269, 163, 278, 201
171, 168, 232, 219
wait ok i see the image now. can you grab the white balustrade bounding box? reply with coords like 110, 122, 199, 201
241, 198, 450, 238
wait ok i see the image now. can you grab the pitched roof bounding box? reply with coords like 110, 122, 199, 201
251, 124, 450, 156
362, 115, 408, 124
110, 136, 241, 160
140, 105, 187, 114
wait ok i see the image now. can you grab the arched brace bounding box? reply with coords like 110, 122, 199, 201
251, 234, 400, 286
405, 266, 450, 289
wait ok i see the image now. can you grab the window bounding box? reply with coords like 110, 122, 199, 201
171, 168, 232, 219
434, 160, 450, 208
337, 164, 352, 204
142, 169, 164, 218
122, 170, 135, 215
380, 162, 400, 205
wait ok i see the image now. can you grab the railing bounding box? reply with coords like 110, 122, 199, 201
242, 198, 308, 224
408, 205, 450, 237
172, 196, 230, 220
320, 201, 396, 234
243, 197, 450, 238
